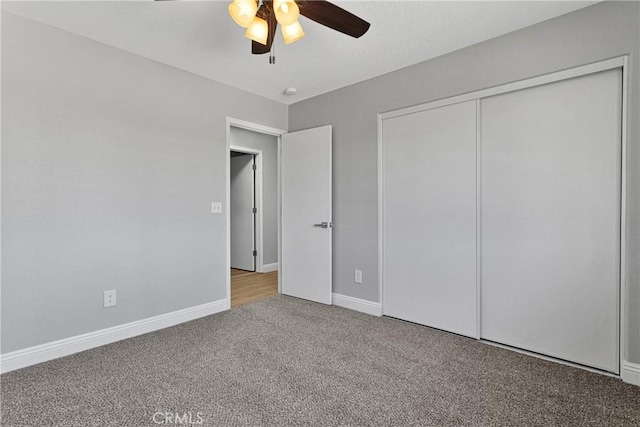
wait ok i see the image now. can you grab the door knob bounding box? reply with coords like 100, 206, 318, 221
313, 222, 333, 229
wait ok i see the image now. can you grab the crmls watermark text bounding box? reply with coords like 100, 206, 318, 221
152, 411, 204, 425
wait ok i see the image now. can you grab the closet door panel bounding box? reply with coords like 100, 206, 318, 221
480, 69, 621, 373
383, 101, 477, 338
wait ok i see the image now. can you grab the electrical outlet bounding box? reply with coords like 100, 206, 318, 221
354, 269, 363, 284
104, 290, 117, 308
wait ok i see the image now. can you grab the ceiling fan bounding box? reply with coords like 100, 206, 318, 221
156, 0, 370, 58
229, 0, 370, 54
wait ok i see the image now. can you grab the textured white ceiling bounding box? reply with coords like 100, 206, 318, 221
2, 0, 596, 105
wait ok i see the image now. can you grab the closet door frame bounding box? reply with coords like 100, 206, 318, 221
378, 55, 628, 375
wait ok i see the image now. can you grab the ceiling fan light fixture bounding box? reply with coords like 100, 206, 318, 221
245, 16, 269, 45
228, 0, 258, 28
281, 20, 305, 45
274, 0, 300, 26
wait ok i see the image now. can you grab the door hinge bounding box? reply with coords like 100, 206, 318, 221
252, 164, 257, 171
252, 207, 257, 214
253, 250, 257, 256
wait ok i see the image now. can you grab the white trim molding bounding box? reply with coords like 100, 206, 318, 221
619, 55, 629, 377
262, 262, 279, 273
379, 56, 626, 120
333, 293, 382, 317
622, 361, 640, 386
0, 299, 227, 374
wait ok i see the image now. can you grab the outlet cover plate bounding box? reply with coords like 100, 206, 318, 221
104, 290, 117, 308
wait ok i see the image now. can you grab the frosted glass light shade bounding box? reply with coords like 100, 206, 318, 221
245, 16, 269, 45
228, 0, 258, 28
274, 0, 299, 26
281, 20, 305, 44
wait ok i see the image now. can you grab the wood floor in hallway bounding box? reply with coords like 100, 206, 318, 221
231, 269, 278, 308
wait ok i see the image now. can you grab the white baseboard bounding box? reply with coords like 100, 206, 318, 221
332, 293, 382, 317
622, 361, 640, 386
261, 262, 279, 273
0, 299, 227, 374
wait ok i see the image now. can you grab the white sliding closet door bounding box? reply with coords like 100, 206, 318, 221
480, 69, 622, 373
382, 101, 477, 338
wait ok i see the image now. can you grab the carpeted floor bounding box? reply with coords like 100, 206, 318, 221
1, 295, 639, 426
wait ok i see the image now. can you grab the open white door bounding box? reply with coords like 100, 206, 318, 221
281, 125, 332, 304
230, 154, 255, 271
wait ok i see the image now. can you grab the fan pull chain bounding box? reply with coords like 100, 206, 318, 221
269, 43, 276, 64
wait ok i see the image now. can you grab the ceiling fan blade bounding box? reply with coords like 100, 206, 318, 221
298, 0, 370, 38
252, 5, 277, 54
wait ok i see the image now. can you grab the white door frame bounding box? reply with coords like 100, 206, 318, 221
226, 117, 286, 309
230, 146, 262, 272
378, 56, 631, 381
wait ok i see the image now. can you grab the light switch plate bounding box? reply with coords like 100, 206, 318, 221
211, 202, 223, 214
354, 270, 363, 284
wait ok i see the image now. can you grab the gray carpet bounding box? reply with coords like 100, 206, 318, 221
1, 295, 639, 426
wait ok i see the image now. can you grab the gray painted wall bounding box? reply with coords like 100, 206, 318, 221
1, 12, 287, 353
230, 127, 279, 265
288, 1, 640, 363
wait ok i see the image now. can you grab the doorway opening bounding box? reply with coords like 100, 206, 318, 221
230, 151, 256, 272
227, 120, 285, 308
